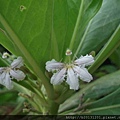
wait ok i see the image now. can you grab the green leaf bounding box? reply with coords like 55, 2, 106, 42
82, 88, 120, 112
51, 0, 81, 59
0, 26, 18, 55
59, 70, 120, 114
0, 0, 56, 98
0, 0, 80, 69
0, 0, 103, 65
78, 0, 120, 56
79, 88, 120, 115
89, 24, 120, 73
68, 0, 103, 59
109, 46, 120, 68
82, 105, 120, 115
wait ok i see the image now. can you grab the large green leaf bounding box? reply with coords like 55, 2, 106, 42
0, 0, 79, 70
89, 24, 120, 73
0, 0, 54, 71
77, 0, 120, 56
59, 70, 120, 115
81, 88, 120, 115
0, 0, 103, 68
68, 0, 103, 59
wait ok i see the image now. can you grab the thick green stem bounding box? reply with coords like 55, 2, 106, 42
49, 101, 59, 115
55, 89, 75, 104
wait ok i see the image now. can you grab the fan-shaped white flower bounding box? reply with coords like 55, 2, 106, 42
45, 54, 94, 90
0, 57, 26, 89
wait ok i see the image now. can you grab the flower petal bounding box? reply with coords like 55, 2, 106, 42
0, 67, 6, 73
46, 59, 64, 72
11, 57, 24, 68
0, 72, 5, 85
73, 66, 93, 82
74, 54, 94, 66
10, 69, 26, 81
0, 72, 13, 89
51, 68, 66, 85
66, 68, 79, 90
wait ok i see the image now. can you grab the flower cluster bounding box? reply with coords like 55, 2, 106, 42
45, 54, 94, 90
0, 57, 26, 89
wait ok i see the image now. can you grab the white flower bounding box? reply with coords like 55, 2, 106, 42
0, 57, 26, 89
45, 54, 94, 90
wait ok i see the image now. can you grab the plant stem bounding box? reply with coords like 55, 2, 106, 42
55, 89, 74, 104
49, 101, 59, 115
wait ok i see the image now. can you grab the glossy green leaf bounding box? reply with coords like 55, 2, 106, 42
59, 70, 120, 114
82, 88, 120, 113
0, 0, 79, 70
68, 0, 103, 59
89, 24, 120, 73
77, 0, 120, 56
0, 0, 58, 97
0, 0, 103, 68
80, 88, 120, 115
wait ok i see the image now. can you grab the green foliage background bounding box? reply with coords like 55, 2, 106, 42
0, 0, 120, 115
